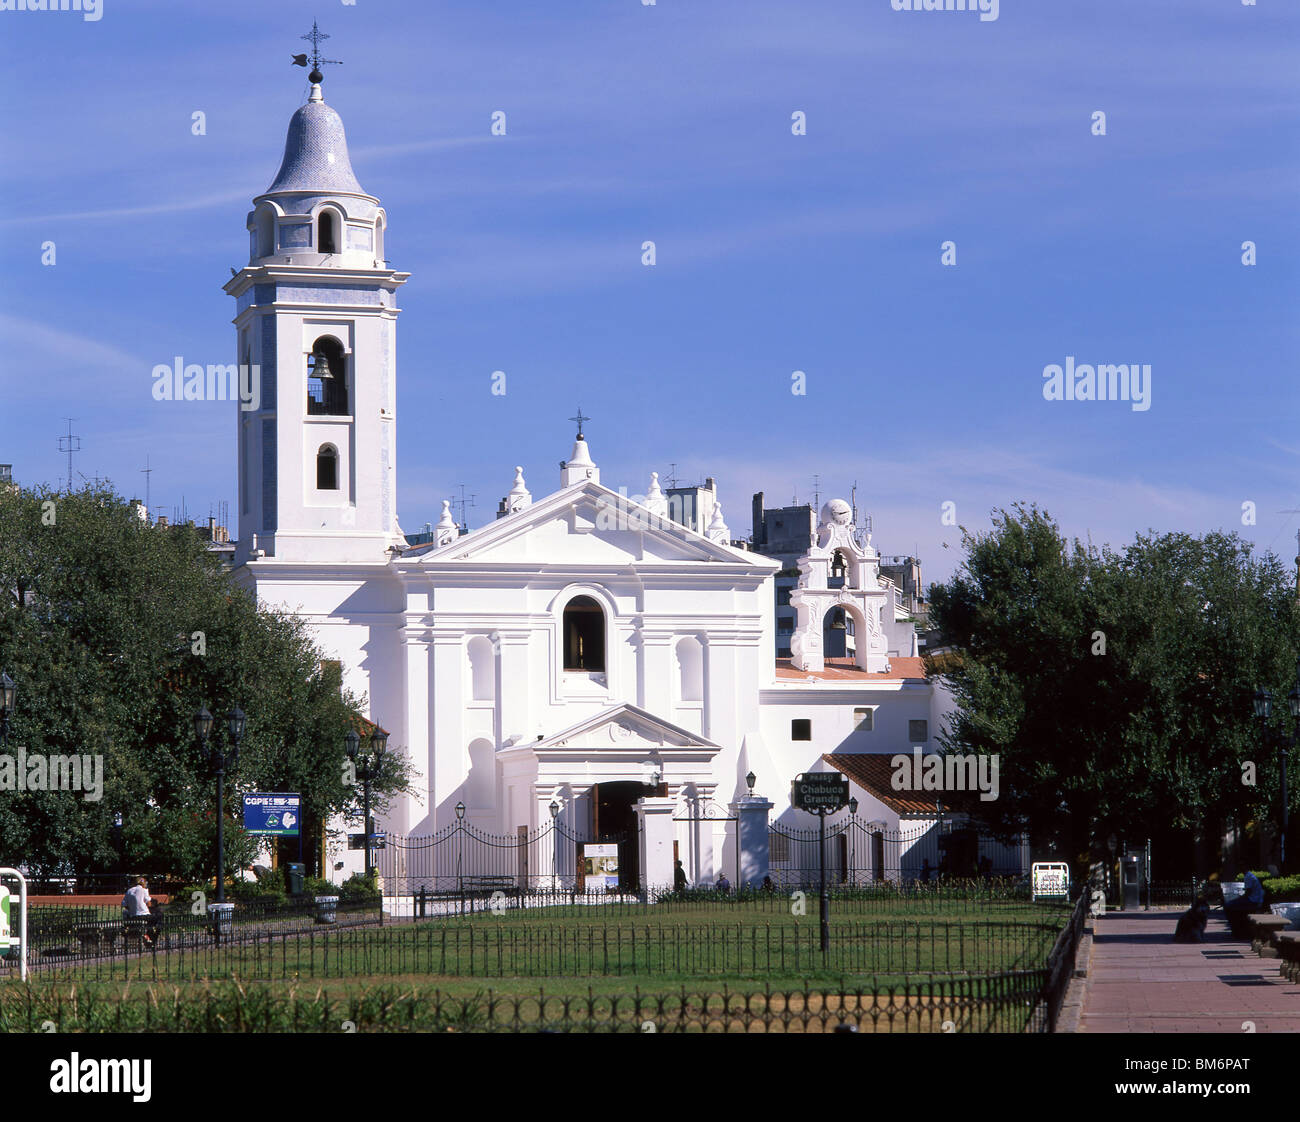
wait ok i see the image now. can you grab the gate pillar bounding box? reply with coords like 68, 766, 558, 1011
730, 795, 774, 888
636, 796, 676, 898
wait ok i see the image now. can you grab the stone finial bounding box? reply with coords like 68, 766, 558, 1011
434, 499, 457, 547
507, 465, 532, 513
560, 433, 599, 487
706, 501, 730, 544
645, 471, 669, 519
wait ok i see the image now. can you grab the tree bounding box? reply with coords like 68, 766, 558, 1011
926, 504, 1299, 873
0, 482, 412, 883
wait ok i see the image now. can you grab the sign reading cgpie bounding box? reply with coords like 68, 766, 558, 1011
1031, 861, 1070, 901
0, 884, 10, 949
242, 792, 302, 836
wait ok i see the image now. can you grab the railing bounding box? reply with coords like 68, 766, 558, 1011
1035, 881, 1090, 1032
15, 895, 381, 972
2, 974, 1052, 1033
30, 918, 1061, 984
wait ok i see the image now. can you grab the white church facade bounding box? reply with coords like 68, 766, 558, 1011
225, 68, 1023, 894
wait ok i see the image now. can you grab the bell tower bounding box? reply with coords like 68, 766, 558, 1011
225, 31, 409, 565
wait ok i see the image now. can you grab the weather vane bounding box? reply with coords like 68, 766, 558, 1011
292, 21, 342, 83
569, 408, 591, 438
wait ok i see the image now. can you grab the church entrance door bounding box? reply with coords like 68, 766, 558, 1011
585, 781, 649, 893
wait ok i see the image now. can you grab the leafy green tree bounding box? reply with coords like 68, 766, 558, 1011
927, 504, 1299, 873
0, 482, 412, 883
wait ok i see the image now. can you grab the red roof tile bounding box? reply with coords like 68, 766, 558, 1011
774, 656, 927, 683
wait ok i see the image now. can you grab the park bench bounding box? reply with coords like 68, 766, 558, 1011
1276, 932, 1300, 983
1246, 914, 1291, 957
461, 876, 516, 897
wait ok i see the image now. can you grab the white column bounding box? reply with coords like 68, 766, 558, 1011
636, 796, 677, 898
495, 629, 531, 746
730, 795, 774, 888
401, 633, 431, 834
429, 630, 465, 828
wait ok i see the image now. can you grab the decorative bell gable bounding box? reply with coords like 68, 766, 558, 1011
789, 500, 891, 673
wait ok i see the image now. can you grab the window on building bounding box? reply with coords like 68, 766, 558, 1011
854, 707, 873, 732
909, 719, 928, 743
791, 719, 811, 741
318, 210, 339, 253
316, 444, 338, 490
307, 336, 348, 415
778, 617, 793, 633
563, 595, 605, 672
777, 587, 791, 606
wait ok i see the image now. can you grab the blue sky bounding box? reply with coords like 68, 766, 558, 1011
2, 0, 1297, 585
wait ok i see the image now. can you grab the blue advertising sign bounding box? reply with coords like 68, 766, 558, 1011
242, 793, 301, 836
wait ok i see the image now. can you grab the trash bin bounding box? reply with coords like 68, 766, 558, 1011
1122, 854, 1141, 910
314, 895, 339, 925
207, 902, 234, 941
285, 862, 305, 896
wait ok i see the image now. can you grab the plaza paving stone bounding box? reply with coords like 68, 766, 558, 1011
1078, 909, 1300, 1033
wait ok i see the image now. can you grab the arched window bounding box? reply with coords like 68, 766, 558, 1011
307, 336, 348, 415
830, 550, 849, 588
375, 214, 385, 262
675, 637, 703, 702
562, 595, 605, 672
316, 444, 338, 490
467, 636, 495, 701
318, 209, 339, 253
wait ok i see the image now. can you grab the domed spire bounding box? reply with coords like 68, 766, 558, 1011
706, 501, 730, 544
263, 90, 369, 198
264, 22, 371, 199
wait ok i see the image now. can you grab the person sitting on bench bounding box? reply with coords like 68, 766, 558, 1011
1224, 871, 1266, 938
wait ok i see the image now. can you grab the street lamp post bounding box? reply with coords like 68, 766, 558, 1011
1253, 667, 1297, 875
848, 796, 859, 884
346, 727, 388, 880
196, 705, 243, 906
455, 800, 466, 915
0, 671, 15, 750
549, 799, 560, 894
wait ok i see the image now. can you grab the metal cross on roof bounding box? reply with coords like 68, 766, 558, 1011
292, 21, 342, 80
569, 408, 590, 437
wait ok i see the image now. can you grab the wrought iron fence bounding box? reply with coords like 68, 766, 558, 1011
767, 817, 1028, 887
377, 818, 639, 895
1, 974, 1052, 1032
14, 895, 381, 972
29, 917, 1061, 984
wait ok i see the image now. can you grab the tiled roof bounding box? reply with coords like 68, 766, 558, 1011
266, 99, 366, 196
822, 753, 941, 814
822, 753, 982, 816
773, 656, 927, 683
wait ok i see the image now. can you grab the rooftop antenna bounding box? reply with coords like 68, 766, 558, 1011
57, 418, 80, 493
140, 454, 153, 515
812, 474, 821, 512
668, 463, 679, 488
292, 21, 342, 84
850, 480, 858, 525
453, 485, 476, 534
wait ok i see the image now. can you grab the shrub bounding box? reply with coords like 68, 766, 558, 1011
1262, 875, 1300, 903
338, 873, 380, 904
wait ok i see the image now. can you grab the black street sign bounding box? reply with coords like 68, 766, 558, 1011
792, 772, 850, 813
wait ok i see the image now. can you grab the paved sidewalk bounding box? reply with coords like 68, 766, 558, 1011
1078, 909, 1300, 1032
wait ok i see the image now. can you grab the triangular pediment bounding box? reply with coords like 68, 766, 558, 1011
407, 481, 776, 570
518, 703, 720, 755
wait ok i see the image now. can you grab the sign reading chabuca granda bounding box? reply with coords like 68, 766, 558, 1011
791, 772, 850, 813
